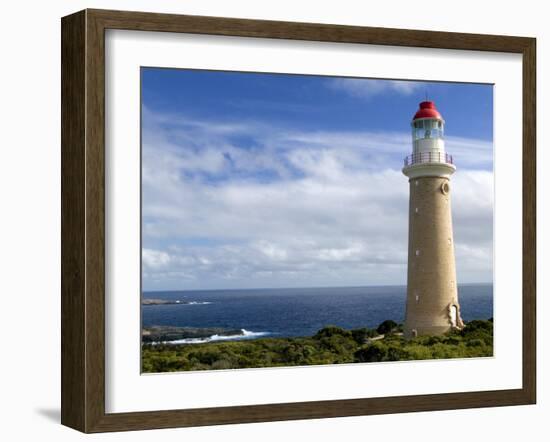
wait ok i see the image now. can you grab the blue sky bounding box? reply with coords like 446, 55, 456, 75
141, 68, 494, 291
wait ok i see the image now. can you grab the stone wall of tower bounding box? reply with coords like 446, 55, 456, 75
404, 176, 462, 338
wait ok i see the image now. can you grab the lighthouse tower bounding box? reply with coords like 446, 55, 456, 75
402, 101, 464, 338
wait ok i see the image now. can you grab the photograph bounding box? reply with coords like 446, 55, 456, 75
1, 0, 542, 438
140, 69, 494, 373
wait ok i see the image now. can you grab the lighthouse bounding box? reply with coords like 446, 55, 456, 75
402, 101, 464, 338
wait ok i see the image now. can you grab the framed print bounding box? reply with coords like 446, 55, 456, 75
61, 9, 536, 433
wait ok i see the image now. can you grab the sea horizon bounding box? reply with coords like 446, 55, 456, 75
142, 284, 493, 344
142, 281, 493, 295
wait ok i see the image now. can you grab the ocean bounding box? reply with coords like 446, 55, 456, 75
142, 284, 493, 343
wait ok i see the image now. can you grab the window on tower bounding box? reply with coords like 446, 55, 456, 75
412, 119, 444, 140
412, 120, 424, 140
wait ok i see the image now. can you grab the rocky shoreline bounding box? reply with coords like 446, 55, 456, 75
142, 298, 185, 305
142, 298, 210, 306
142, 325, 245, 343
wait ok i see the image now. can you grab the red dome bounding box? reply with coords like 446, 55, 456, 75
413, 101, 442, 120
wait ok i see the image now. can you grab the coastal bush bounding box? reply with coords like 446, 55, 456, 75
446, 336, 462, 346
211, 359, 233, 370
351, 327, 378, 344
376, 320, 398, 335
466, 338, 484, 347
399, 344, 432, 360
188, 349, 222, 365
387, 344, 411, 361
141, 319, 494, 372
314, 325, 352, 339
424, 335, 445, 345
354, 343, 387, 362
302, 345, 316, 359
463, 319, 492, 333
461, 319, 493, 346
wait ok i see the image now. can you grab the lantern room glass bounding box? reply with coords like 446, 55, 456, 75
412, 119, 444, 141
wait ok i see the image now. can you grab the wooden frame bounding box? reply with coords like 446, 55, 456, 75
61, 8, 536, 433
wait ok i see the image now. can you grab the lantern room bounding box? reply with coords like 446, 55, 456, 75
409, 101, 446, 158
412, 118, 444, 141
403, 100, 455, 177
412, 101, 444, 141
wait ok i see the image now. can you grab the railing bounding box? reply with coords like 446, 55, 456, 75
403, 152, 454, 167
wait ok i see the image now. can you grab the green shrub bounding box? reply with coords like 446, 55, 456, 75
376, 320, 398, 335
466, 338, 484, 347
354, 342, 387, 362
351, 328, 376, 344
314, 325, 352, 339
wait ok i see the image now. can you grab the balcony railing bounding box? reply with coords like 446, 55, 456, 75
403, 152, 454, 167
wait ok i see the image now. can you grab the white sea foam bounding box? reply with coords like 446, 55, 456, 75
156, 329, 271, 345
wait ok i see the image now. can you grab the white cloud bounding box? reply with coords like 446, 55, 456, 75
142, 248, 171, 269
446, 136, 493, 170
329, 78, 422, 99
141, 108, 493, 290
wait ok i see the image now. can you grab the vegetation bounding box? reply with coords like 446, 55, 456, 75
376, 319, 399, 335
142, 319, 493, 373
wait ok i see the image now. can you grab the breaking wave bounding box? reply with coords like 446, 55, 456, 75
158, 329, 271, 345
